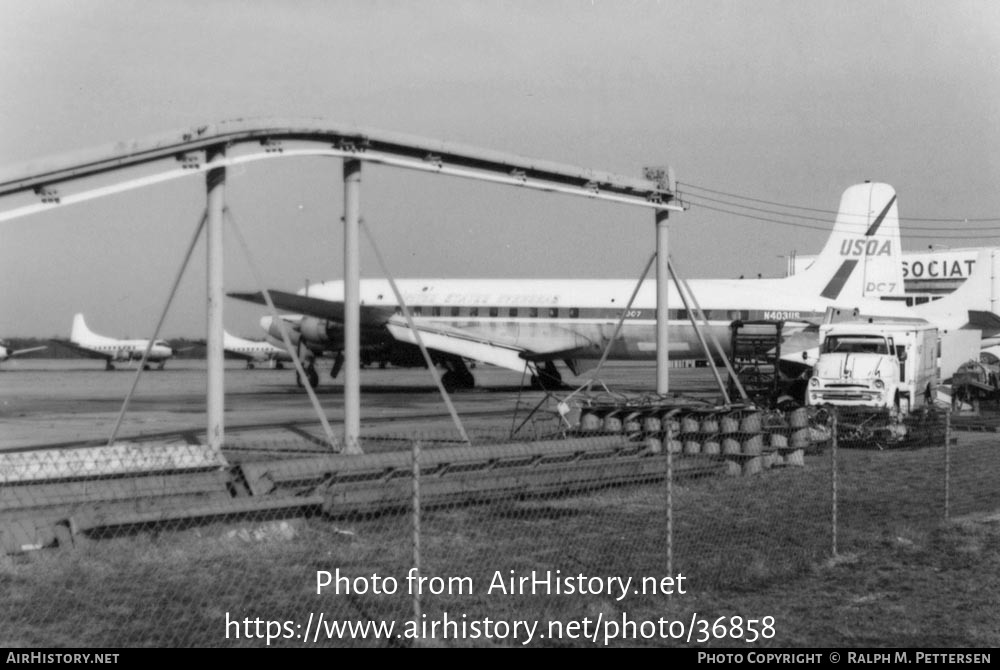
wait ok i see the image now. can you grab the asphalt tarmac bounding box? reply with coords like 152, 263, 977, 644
0, 358, 722, 452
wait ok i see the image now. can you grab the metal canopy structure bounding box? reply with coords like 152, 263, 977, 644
0, 117, 682, 451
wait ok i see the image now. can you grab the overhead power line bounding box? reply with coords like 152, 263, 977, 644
685, 200, 1000, 241
678, 181, 1000, 224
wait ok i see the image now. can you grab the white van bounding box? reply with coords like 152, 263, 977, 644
807, 322, 938, 414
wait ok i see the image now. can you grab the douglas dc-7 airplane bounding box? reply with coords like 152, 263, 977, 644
231, 182, 983, 390
224, 330, 292, 369
51, 313, 174, 370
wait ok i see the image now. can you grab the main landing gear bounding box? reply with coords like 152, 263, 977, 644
530, 360, 563, 390
331, 352, 344, 379
440, 355, 475, 392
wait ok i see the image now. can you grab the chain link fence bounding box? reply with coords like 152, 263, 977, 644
0, 404, 995, 647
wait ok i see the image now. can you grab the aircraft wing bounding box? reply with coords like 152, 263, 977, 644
385, 317, 597, 374
10, 345, 46, 357
228, 291, 395, 327
48, 339, 112, 361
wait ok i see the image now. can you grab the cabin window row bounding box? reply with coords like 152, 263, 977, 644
389, 307, 753, 320
395, 306, 581, 318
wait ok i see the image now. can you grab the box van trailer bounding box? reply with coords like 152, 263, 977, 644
806, 322, 938, 414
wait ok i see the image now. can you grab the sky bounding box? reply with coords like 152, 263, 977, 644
1, 0, 998, 338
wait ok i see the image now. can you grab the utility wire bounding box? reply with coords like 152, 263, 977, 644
684, 199, 1000, 241
678, 180, 1000, 223
681, 192, 1000, 232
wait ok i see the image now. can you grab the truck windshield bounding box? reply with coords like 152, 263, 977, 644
823, 335, 889, 355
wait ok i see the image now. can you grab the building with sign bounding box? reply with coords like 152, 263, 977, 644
789, 247, 997, 307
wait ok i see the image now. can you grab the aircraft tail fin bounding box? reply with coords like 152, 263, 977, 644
70, 313, 94, 343
793, 182, 904, 302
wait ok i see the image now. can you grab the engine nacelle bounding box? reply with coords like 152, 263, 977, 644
298, 316, 344, 348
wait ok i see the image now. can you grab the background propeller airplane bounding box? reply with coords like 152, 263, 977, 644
50, 314, 174, 370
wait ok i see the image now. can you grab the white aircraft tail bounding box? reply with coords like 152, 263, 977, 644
70, 313, 97, 343
793, 182, 904, 302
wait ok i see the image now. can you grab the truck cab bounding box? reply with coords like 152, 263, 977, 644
806, 322, 938, 414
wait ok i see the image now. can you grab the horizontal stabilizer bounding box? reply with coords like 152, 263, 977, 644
967, 310, 1000, 332
228, 291, 395, 326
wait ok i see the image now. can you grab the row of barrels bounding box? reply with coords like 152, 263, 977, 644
640, 434, 806, 473
578, 406, 815, 475
578, 407, 812, 439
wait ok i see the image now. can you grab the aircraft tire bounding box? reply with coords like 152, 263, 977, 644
530, 376, 557, 391
530, 369, 562, 391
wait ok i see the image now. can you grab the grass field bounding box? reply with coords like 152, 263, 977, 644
1, 434, 997, 648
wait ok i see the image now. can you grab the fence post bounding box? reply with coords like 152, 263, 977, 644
944, 410, 951, 521
667, 436, 673, 579
831, 410, 838, 558
412, 438, 422, 631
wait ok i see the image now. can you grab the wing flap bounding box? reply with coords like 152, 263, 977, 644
385, 322, 531, 373
385, 317, 600, 374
